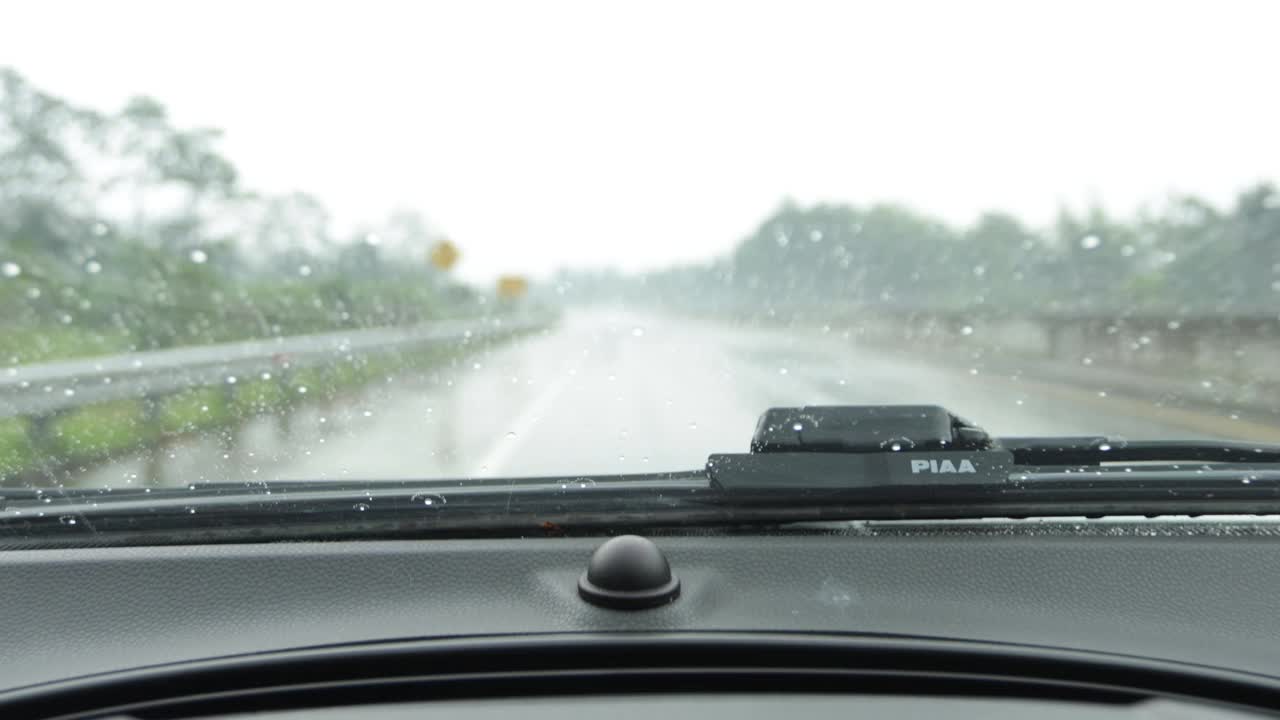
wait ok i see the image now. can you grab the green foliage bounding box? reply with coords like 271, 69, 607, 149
0, 67, 486, 364
629, 185, 1280, 315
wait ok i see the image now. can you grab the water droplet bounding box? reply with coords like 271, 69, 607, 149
1, 261, 21, 278
774, 231, 790, 248
226, 375, 237, 384
353, 503, 370, 512
85, 260, 102, 274
59, 515, 77, 526
505, 431, 517, 439
880, 437, 915, 452
297, 386, 308, 394
365, 232, 381, 246
1080, 235, 1101, 250
1119, 244, 1136, 257
189, 249, 208, 264
1081, 356, 1094, 366
960, 325, 974, 336
92, 222, 109, 236
968, 368, 979, 375
631, 326, 645, 337
410, 492, 446, 507
362, 410, 373, 417
298, 264, 313, 277
1167, 320, 1182, 330
972, 264, 986, 277
187, 507, 198, 515
1200, 380, 1213, 389
1097, 391, 1108, 398
792, 422, 803, 432
63, 388, 75, 397
472, 362, 482, 370
1098, 443, 1112, 452
260, 371, 272, 380
778, 367, 789, 375
688, 421, 698, 430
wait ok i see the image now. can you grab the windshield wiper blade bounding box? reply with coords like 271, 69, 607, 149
996, 437, 1280, 465
6, 404, 1280, 548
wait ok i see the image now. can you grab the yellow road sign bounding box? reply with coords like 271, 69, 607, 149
497, 275, 528, 300
429, 240, 460, 271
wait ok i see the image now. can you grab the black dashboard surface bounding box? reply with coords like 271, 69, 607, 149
2, 525, 1279, 693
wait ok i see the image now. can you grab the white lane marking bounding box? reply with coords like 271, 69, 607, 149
471, 366, 579, 478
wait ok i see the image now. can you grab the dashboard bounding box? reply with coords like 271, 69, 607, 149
2, 521, 1279, 717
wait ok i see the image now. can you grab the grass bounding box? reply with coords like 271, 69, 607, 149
0, 326, 133, 366
0, 343, 483, 484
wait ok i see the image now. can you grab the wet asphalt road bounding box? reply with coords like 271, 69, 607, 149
72, 308, 1280, 487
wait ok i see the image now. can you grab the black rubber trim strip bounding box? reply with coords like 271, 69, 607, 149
2, 633, 1279, 719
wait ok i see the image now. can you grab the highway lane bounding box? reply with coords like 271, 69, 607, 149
264, 308, 1278, 481
71, 307, 1280, 486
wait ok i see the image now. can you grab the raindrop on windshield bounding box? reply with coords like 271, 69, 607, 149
410, 493, 446, 507
505, 431, 517, 439
2, 261, 21, 278
91, 222, 109, 236
960, 325, 974, 336
1080, 235, 1101, 250
189, 249, 208, 264
880, 437, 915, 452
298, 264, 313, 277
353, 503, 370, 512
778, 367, 789, 375
58, 515, 77, 526
85, 260, 102, 274
631, 326, 645, 337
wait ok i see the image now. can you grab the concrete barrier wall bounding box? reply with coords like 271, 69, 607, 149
840, 310, 1280, 384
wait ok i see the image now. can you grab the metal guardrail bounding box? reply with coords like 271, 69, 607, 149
0, 313, 552, 419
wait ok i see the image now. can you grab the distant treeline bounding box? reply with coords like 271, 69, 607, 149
558, 186, 1280, 317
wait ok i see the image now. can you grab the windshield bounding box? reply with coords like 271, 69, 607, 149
1, 1, 1278, 494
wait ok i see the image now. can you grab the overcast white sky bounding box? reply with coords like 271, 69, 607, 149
2, 0, 1278, 281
